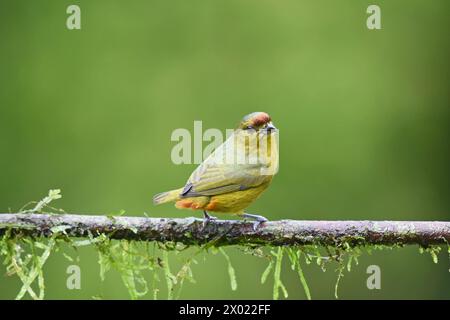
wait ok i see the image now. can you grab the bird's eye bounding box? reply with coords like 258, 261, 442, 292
245, 126, 254, 130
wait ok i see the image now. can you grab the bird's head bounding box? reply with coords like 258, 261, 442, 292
237, 112, 276, 133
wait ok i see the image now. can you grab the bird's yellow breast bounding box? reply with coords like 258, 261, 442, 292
206, 181, 272, 213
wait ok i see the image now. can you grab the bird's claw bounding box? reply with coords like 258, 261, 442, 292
202, 211, 217, 228
242, 213, 268, 231
252, 220, 262, 231
252, 218, 268, 231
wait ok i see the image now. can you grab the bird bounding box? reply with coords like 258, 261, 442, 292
153, 112, 278, 229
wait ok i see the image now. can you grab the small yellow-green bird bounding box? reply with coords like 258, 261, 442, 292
153, 112, 278, 229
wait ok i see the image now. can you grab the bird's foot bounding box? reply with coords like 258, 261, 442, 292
202, 211, 217, 228
242, 213, 268, 231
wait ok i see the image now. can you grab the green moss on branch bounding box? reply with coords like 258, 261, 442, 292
0, 214, 449, 248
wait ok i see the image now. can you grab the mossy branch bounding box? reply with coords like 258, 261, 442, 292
1, 213, 449, 247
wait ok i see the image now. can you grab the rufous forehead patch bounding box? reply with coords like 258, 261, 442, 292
252, 112, 271, 126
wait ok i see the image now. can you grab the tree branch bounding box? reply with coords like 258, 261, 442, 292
0, 213, 449, 247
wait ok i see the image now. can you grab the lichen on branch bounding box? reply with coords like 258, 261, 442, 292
1, 213, 449, 247
1, 190, 449, 300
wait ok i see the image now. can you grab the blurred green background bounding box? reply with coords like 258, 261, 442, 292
0, 0, 449, 299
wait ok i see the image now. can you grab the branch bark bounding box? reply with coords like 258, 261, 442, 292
0, 213, 449, 247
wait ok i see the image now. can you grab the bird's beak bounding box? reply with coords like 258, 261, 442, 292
266, 122, 277, 132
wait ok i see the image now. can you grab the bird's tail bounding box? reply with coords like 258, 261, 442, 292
153, 188, 183, 205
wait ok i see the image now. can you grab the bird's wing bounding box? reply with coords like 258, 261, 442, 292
181, 163, 269, 197
181, 133, 271, 197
